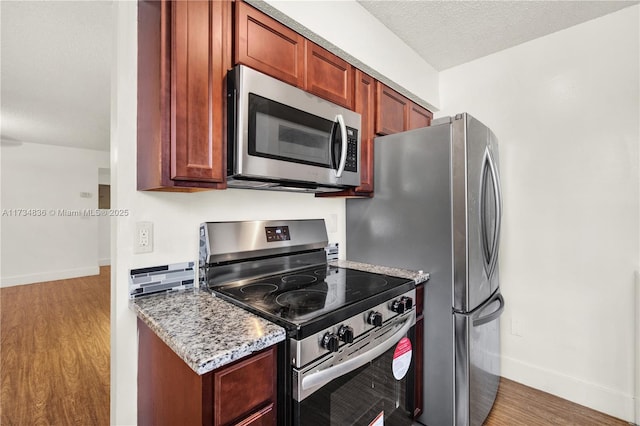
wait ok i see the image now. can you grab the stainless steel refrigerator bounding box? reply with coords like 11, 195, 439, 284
346, 113, 505, 426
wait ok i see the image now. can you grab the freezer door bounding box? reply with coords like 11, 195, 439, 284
454, 290, 504, 426
453, 114, 502, 312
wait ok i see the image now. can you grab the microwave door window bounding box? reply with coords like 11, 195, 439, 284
249, 94, 333, 168
255, 113, 331, 166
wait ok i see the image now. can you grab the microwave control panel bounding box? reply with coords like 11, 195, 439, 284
345, 128, 358, 172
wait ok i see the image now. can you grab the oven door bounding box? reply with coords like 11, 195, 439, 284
293, 312, 416, 426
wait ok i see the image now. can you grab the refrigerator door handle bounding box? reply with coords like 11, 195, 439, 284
480, 147, 502, 279
473, 292, 505, 327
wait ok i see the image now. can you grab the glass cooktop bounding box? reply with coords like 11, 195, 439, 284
211, 265, 413, 331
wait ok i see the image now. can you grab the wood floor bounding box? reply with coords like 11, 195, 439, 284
0, 267, 630, 426
485, 377, 630, 426
1, 267, 110, 425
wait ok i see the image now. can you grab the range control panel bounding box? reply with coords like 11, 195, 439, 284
265, 226, 291, 242
290, 288, 416, 369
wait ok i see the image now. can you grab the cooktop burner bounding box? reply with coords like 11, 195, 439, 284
211, 265, 414, 336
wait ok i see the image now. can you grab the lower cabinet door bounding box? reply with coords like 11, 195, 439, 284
213, 346, 277, 425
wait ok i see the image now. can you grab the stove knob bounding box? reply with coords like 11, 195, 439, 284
401, 296, 413, 310
367, 311, 383, 327
338, 325, 354, 343
321, 332, 339, 353
391, 299, 406, 314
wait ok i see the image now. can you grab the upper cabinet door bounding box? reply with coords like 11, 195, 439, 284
353, 69, 375, 193
408, 102, 433, 130
304, 41, 354, 109
171, 0, 230, 183
375, 82, 409, 135
234, 1, 305, 87
375, 82, 433, 135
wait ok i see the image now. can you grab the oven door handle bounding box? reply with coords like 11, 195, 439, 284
301, 312, 415, 392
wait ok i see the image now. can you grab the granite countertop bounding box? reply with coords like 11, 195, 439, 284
131, 289, 286, 375
330, 260, 430, 285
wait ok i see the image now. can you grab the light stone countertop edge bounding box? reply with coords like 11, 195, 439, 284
329, 260, 430, 285
131, 289, 286, 375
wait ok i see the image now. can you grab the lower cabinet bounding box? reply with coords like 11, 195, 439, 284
137, 319, 277, 426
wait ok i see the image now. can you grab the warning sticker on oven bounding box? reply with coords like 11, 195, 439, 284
368, 411, 384, 426
392, 337, 412, 380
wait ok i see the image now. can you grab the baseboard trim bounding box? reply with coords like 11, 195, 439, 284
99, 258, 111, 266
502, 355, 635, 423
0, 266, 100, 287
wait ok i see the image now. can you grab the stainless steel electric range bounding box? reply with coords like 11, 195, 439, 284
198, 219, 418, 426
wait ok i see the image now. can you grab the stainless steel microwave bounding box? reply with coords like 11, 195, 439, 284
227, 65, 361, 193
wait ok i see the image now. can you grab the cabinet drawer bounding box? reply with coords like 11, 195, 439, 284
234, 404, 275, 426
213, 346, 277, 425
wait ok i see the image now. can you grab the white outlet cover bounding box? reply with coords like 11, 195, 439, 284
135, 222, 153, 254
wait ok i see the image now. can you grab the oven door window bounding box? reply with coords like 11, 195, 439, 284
294, 340, 415, 426
248, 94, 340, 169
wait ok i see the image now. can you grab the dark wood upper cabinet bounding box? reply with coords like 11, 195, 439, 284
235, 3, 354, 109
138, 319, 277, 426
138, 0, 432, 195
408, 102, 433, 130
353, 70, 375, 193
234, 1, 305, 87
137, 0, 230, 191
304, 41, 354, 109
375, 82, 409, 135
375, 82, 433, 136
171, 0, 229, 183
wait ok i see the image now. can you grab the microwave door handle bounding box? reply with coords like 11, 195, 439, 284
335, 114, 348, 178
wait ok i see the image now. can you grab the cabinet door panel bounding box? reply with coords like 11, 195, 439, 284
408, 102, 432, 130
171, 0, 228, 183
305, 41, 353, 109
375, 82, 409, 135
235, 1, 304, 87
354, 70, 375, 193
213, 346, 277, 425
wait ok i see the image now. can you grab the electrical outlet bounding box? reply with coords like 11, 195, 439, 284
135, 222, 153, 254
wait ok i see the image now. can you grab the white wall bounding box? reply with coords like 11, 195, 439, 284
438, 6, 640, 422
112, 3, 346, 424
260, 0, 439, 110
0, 142, 110, 286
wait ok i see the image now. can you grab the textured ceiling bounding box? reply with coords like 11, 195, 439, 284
1, 1, 637, 152
357, 0, 638, 71
1, 1, 112, 151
